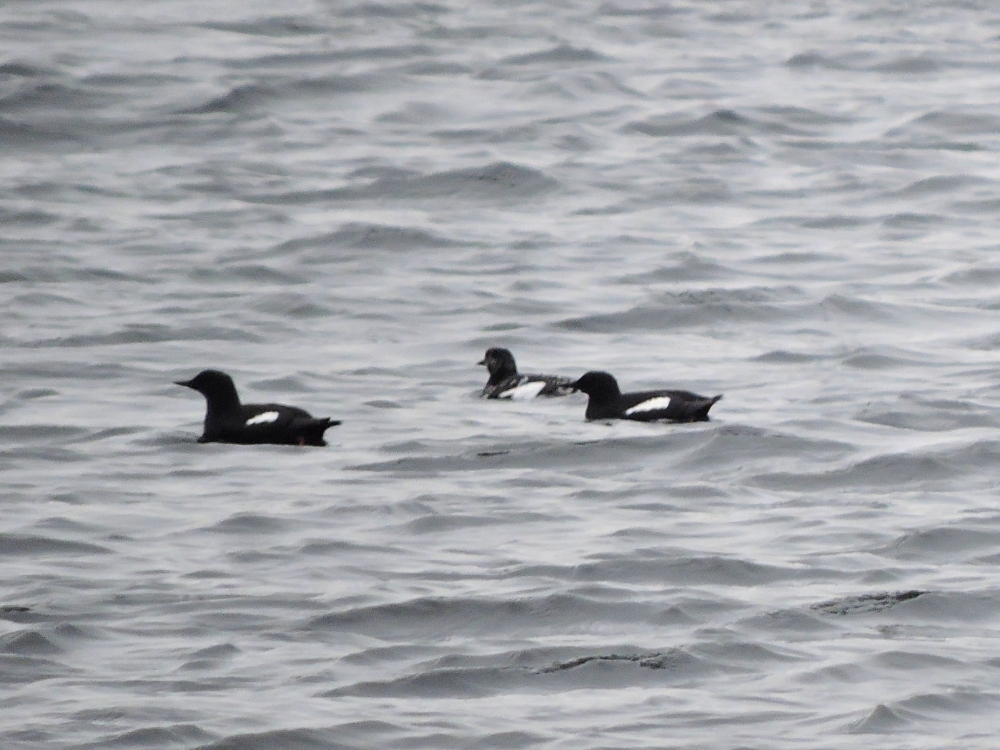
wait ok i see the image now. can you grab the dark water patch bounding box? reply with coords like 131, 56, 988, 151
882, 527, 1000, 562
879, 591, 1000, 622
249, 375, 312, 393
896, 688, 1000, 718
966, 330, 1000, 349
625, 108, 807, 137
0, 653, 71, 684
365, 399, 401, 409
558, 286, 797, 331
0, 629, 63, 655
812, 591, 924, 616
258, 162, 558, 204
181, 643, 241, 671
31, 324, 264, 348
179, 84, 274, 114
307, 593, 664, 637
0, 206, 60, 226
597, 2, 686, 17
840, 346, 930, 370
689, 640, 804, 667
889, 110, 1000, 137
76, 724, 216, 749
874, 650, 965, 671
760, 105, 855, 126
752, 350, 824, 363
786, 51, 865, 70
617, 252, 727, 284
752, 214, 874, 229
536, 650, 684, 673
276, 222, 473, 253
69, 427, 144, 444
0, 445, 88, 464
200, 16, 325, 36
193, 726, 365, 749
754, 251, 844, 263
750, 451, 958, 492
224, 45, 434, 72
735, 608, 836, 635
299, 539, 407, 556
944, 265, 1000, 286
882, 212, 944, 228
180, 72, 387, 114
849, 703, 912, 734
0, 265, 147, 284
356, 432, 704, 475
403, 61, 472, 76
0, 534, 110, 556
204, 513, 288, 535
819, 293, 895, 321
0, 62, 48, 78
551, 553, 833, 587
196, 264, 306, 284
0, 425, 87, 442
405, 511, 563, 534
500, 45, 608, 66
0, 82, 117, 114
190, 643, 240, 660
856, 395, 996, 431
871, 55, 943, 74
327, 647, 708, 698
340, 3, 448, 19
251, 295, 333, 318
685, 424, 853, 468
896, 174, 995, 197
801, 214, 872, 228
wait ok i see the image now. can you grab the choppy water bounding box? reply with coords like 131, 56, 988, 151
4, 1, 1000, 747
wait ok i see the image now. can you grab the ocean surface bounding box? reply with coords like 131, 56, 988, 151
4, 1, 1000, 747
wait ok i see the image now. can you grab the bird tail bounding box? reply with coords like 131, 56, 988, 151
299, 418, 342, 447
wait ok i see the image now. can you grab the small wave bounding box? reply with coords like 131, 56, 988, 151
275, 222, 474, 253
855, 394, 996, 431
625, 108, 807, 137
0, 533, 110, 556
257, 161, 559, 204
179, 83, 274, 114
325, 646, 710, 698
500, 45, 608, 66
616, 252, 728, 284
882, 527, 1000, 562
849, 703, 912, 734
203, 513, 289, 535
0, 629, 63, 655
307, 593, 664, 638
811, 591, 924, 615
871, 55, 943, 74
751, 450, 961, 492
558, 286, 796, 331
30, 324, 264, 348
199, 16, 325, 37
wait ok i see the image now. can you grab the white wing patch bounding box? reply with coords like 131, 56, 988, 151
246, 411, 280, 426
498, 381, 547, 400
624, 396, 672, 416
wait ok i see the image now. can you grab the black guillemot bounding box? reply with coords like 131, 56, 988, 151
478, 347, 574, 400
175, 369, 340, 446
570, 371, 721, 422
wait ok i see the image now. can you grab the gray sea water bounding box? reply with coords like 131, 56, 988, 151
4, 1, 1000, 747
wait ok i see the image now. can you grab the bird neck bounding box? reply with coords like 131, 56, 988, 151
205, 388, 241, 417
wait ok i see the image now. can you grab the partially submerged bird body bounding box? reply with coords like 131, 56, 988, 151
478, 347, 574, 399
571, 371, 721, 422
175, 370, 340, 446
